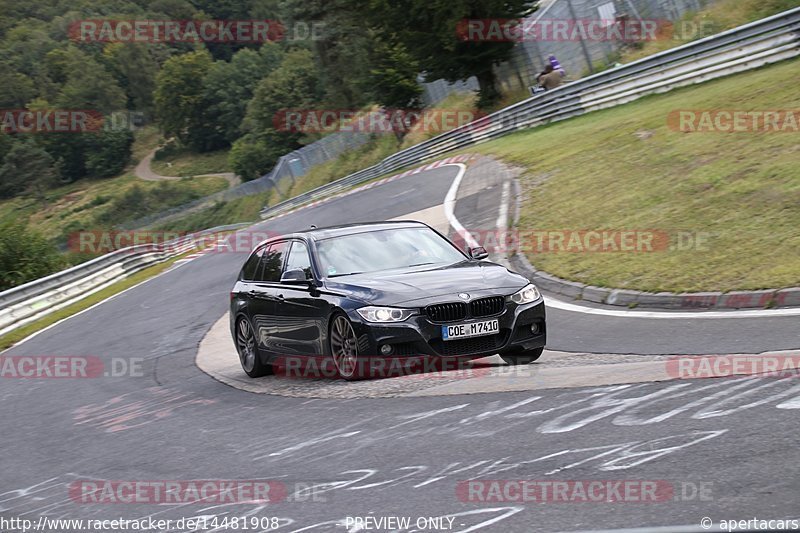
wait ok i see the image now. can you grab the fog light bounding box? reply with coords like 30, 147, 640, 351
530, 323, 539, 334
380, 344, 393, 355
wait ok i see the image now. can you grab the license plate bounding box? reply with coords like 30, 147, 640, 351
442, 319, 500, 341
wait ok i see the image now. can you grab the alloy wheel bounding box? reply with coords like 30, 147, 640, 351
330, 315, 359, 378
236, 318, 257, 373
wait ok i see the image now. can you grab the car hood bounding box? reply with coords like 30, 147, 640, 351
323, 261, 529, 306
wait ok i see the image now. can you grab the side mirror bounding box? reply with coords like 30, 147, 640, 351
469, 246, 489, 260
280, 268, 310, 284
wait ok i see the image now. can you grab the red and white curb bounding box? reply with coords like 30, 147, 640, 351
167, 241, 223, 270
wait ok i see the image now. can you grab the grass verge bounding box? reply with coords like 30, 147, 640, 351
150, 147, 232, 177
0, 175, 229, 246
470, 58, 800, 293
0, 251, 192, 350
281, 92, 479, 200
615, 0, 800, 66
153, 191, 272, 233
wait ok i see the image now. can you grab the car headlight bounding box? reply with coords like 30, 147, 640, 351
356, 306, 415, 323
507, 283, 541, 305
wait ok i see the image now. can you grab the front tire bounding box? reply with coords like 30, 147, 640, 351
500, 346, 544, 365
329, 313, 361, 380
235, 316, 272, 378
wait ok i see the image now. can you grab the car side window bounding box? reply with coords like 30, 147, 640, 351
256, 241, 287, 282
240, 247, 265, 281
285, 241, 313, 279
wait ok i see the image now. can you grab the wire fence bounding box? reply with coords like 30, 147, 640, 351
498, 0, 711, 94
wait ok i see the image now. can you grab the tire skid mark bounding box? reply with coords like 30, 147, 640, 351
72, 387, 216, 433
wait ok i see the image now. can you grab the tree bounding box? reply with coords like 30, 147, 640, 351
0, 71, 36, 108
231, 49, 323, 180
232, 49, 323, 180
154, 49, 214, 149
0, 138, 58, 199
85, 129, 135, 179
103, 42, 160, 118
348, 0, 535, 108
243, 49, 322, 147
287, 0, 375, 109
229, 133, 285, 182
368, 37, 423, 110
201, 44, 284, 145
53, 46, 127, 113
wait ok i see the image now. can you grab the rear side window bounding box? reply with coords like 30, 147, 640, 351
240, 247, 265, 281
257, 241, 287, 282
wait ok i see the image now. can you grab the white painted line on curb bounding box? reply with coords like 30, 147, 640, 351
442, 163, 480, 249
496, 180, 510, 232
544, 296, 800, 318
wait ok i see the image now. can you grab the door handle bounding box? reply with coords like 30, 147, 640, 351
277, 294, 285, 301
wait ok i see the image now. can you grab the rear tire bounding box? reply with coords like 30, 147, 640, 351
500, 346, 544, 365
235, 316, 272, 378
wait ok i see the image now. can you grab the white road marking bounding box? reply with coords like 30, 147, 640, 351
496, 180, 510, 232
544, 296, 800, 318
442, 163, 480, 249
390, 205, 450, 234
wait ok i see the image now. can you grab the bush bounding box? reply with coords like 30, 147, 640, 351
229, 135, 281, 182
85, 129, 135, 179
93, 182, 206, 225
0, 223, 66, 290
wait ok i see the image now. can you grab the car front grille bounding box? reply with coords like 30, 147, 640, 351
429, 331, 509, 357
426, 296, 506, 323
425, 302, 467, 323
470, 296, 505, 317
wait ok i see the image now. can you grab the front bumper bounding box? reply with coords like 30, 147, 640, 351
347, 299, 546, 358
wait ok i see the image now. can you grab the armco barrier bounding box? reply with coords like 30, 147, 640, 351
0, 223, 248, 337
260, 7, 800, 220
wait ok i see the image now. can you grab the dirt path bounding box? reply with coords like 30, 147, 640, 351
134, 148, 241, 188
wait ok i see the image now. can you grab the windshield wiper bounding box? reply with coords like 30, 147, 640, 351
407, 262, 436, 267
328, 272, 365, 278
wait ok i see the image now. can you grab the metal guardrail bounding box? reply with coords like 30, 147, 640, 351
260, 7, 800, 220
0, 223, 248, 337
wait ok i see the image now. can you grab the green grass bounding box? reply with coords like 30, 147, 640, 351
620, 0, 800, 64
281, 92, 480, 200
130, 125, 163, 165
153, 191, 272, 233
0, 174, 229, 246
151, 147, 232, 177
470, 58, 800, 293
0, 252, 190, 350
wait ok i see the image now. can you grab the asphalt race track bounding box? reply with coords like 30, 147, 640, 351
2, 163, 799, 533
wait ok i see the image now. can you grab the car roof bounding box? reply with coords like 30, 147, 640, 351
254, 220, 431, 249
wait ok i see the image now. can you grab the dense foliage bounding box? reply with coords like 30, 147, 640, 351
0, 0, 533, 287
0, 0, 531, 194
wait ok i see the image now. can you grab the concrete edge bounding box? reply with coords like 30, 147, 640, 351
504, 175, 800, 311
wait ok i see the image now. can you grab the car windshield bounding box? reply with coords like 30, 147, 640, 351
315, 227, 466, 277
